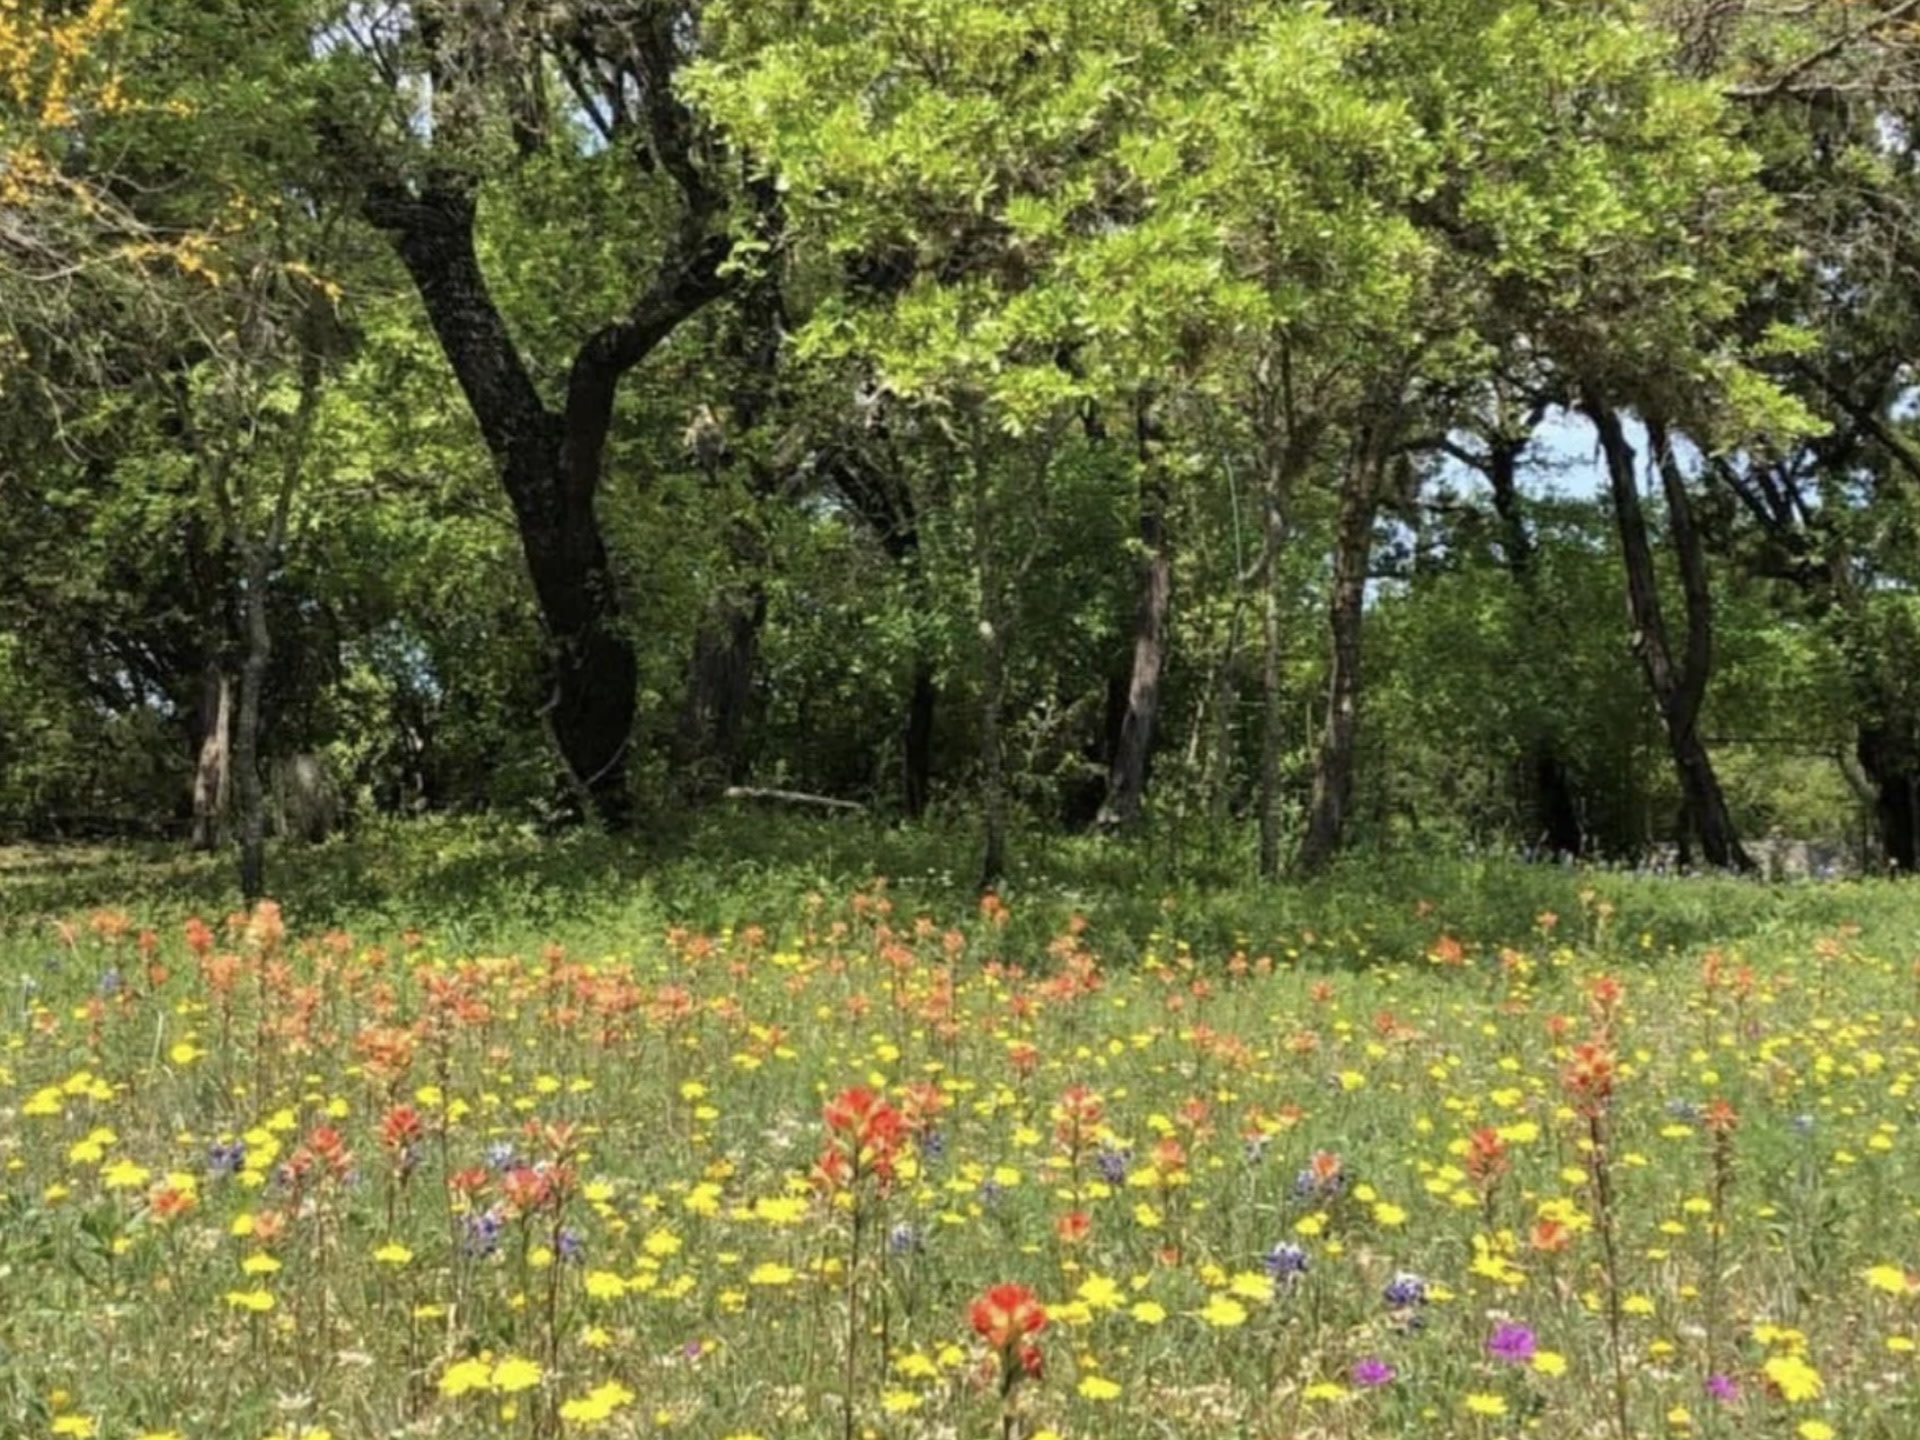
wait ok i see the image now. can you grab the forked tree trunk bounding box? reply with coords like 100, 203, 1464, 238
1099, 396, 1173, 829
1296, 428, 1386, 876
359, 16, 731, 825
1587, 398, 1750, 871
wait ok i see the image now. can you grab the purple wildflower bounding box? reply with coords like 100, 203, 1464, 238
1705, 1374, 1739, 1402
1487, 1322, 1536, 1364
1382, 1271, 1428, 1307
1264, 1241, 1310, 1281
1351, 1358, 1395, 1387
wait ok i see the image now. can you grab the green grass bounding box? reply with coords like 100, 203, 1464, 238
2, 819, 1918, 1439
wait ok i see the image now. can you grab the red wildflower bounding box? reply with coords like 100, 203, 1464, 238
1529, 1218, 1571, 1253
380, 1104, 424, 1152
969, 1283, 1047, 1352
1464, 1127, 1509, 1185
1562, 1041, 1617, 1109
1054, 1209, 1091, 1245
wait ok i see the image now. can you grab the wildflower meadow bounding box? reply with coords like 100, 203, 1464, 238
3, 880, 1918, 1440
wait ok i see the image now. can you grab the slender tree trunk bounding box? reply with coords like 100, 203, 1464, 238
1256, 511, 1285, 880
979, 613, 1009, 891
235, 549, 271, 902
1587, 399, 1750, 870
1251, 343, 1315, 881
903, 659, 936, 819
1099, 397, 1173, 829
190, 665, 232, 852
1485, 426, 1585, 857
675, 244, 784, 795
675, 583, 765, 791
972, 419, 1010, 891
1297, 428, 1385, 876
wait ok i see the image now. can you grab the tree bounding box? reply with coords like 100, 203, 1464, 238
325, 1, 738, 825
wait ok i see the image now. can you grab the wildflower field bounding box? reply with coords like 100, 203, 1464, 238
4, 872, 1919, 1440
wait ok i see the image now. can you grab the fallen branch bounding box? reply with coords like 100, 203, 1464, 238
722, 786, 866, 812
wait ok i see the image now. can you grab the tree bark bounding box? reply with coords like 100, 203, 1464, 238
1858, 722, 1920, 874
1587, 399, 1751, 870
1296, 427, 1386, 876
972, 419, 1010, 891
903, 658, 936, 819
190, 665, 231, 852
1251, 343, 1315, 881
235, 548, 271, 902
1098, 395, 1173, 829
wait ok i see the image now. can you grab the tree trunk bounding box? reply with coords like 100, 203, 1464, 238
1297, 429, 1385, 876
1251, 344, 1315, 881
1256, 512, 1284, 880
235, 549, 271, 902
1099, 397, 1172, 829
190, 665, 232, 852
675, 584, 765, 793
1858, 722, 1920, 874
972, 419, 1010, 891
363, 58, 730, 825
903, 659, 936, 819
1587, 399, 1751, 870
979, 611, 1009, 891
1485, 424, 1585, 857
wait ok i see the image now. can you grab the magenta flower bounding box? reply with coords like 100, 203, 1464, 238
1487, 1321, 1537, 1364
1705, 1373, 1739, 1402
1350, 1357, 1396, 1387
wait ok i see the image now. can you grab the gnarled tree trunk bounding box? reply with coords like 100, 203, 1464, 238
355, 12, 731, 827
1587, 398, 1750, 870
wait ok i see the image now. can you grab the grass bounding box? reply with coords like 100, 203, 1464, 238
2, 817, 1918, 1439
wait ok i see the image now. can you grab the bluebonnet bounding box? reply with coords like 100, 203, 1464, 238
556, 1227, 585, 1263
888, 1222, 922, 1255
207, 1139, 248, 1177
1383, 1272, 1428, 1307
917, 1129, 947, 1165
1095, 1146, 1130, 1186
1294, 1167, 1345, 1199
485, 1141, 518, 1171
463, 1209, 505, 1257
1264, 1241, 1309, 1281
